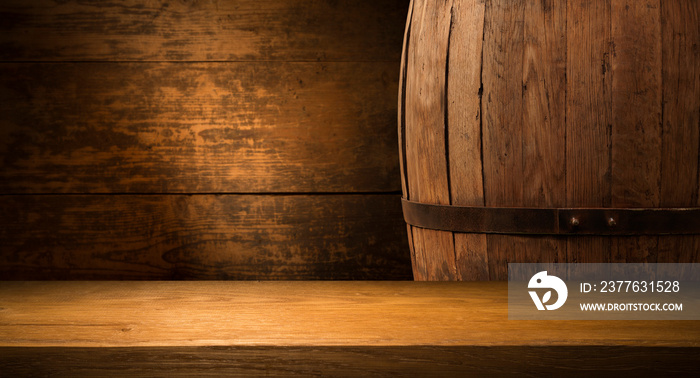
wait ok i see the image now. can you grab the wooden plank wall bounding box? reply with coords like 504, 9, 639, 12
0, 0, 413, 280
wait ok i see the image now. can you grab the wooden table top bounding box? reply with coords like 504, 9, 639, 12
1, 281, 698, 348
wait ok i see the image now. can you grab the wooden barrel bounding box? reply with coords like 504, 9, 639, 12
398, 0, 700, 280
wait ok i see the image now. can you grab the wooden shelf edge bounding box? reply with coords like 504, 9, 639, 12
1, 281, 698, 348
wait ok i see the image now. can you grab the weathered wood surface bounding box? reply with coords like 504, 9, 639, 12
519, 0, 568, 277
447, 0, 489, 281
0, 195, 411, 280
0, 62, 400, 193
400, 0, 700, 280
610, 0, 662, 264
657, 0, 700, 265
565, 0, 613, 266
2, 346, 698, 377
404, 0, 455, 280
0, 0, 406, 62
0, 282, 697, 375
0, 0, 412, 280
481, 0, 527, 280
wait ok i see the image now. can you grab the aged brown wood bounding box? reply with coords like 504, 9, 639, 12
0, 195, 411, 280
405, 0, 456, 280
0, 62, 400, 193
1, 346, 698, 377
400, 0, 700, 280
610, 0, 663, 264
566, 0, 613, 265
520, 0, 568, 278
447, 0, 489, 281
657, 0, 700, 265
0, 1, 412, 279
1, 281, 698, 345
0, 0, 406, 62
0, 282, 697, 375
481, 0, 526, 280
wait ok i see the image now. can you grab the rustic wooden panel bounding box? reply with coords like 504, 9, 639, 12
659, 0, 700, 208
521, 0, 568, 267
482, 0, 525, 280
1, 282, 698, 346
0, 62, 400, 193
0, 0, 406, 62
657, 0, 700, 263
522, 0, 567, 209
405, 0, 451, 204
405, 0, 455, 280
0, 195, 412, 280
446, 0, 485, 209
610, 0, 663, 264
2, 346, 698, 377
611, 0, 663, 208
481, 0, 524, 208
447, 0, 488, 280
565, 0, 613, 264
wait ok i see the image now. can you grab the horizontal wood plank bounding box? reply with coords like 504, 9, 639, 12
1, 346, 697, 376
0, 281, 697, 347
3, 282, 697, 374
0, 0, 407, 62
0, 195, 411, 280
0, 62, 400, 193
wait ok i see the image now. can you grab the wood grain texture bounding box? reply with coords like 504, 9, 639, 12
565, 0, 613, 264
657, 0, 700, 264
405, 0, 455, 280
0, 0, 406, 62
610, 0, 663, 208
408, 225, 428, 281
482, 0, 525, 280
2, 346, 698, 377
0, 62, 400, 193
481, 0, 524, 209
405, 0, 451, 205
610, 0, 663, 264
0, 281, 698, 347
447, 0, 488, 280
400, 0, 699, 280
0, 195, 412, 280
447, 0, 486, 209
520, 0, 568, 269
522, 0, 567, 209
0, 1, 412, 280
659, 0, 700, 208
